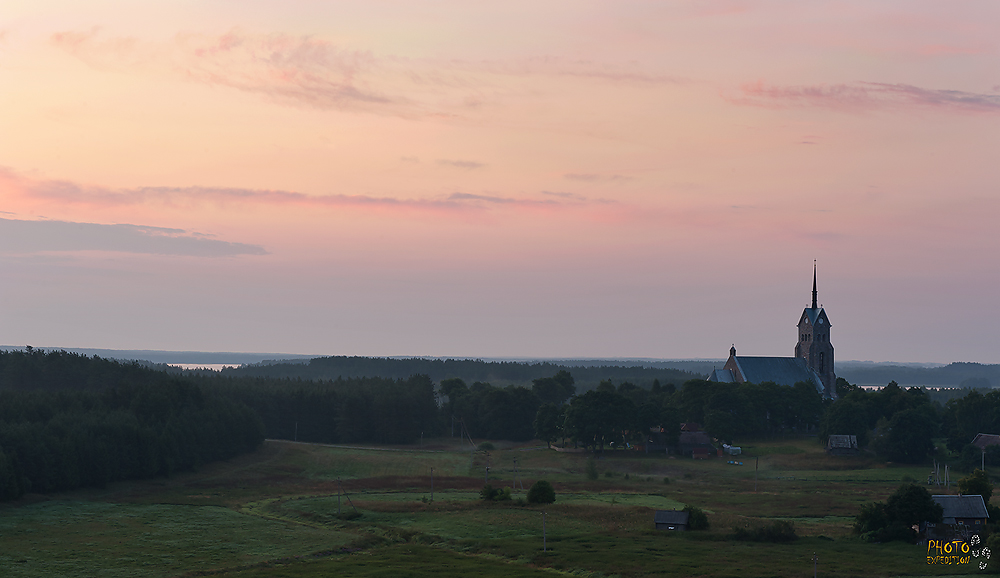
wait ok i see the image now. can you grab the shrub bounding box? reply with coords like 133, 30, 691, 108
527, 480, 556, 504
480, 484, 512, 502
585, 458, 599, 481
732, 520, 797, 542
683, 505, 709, 530
480, 484, 499, 501
854, 483, 942, 543
478, 442, 496, 451
604, 470, 615, 478
663, 477, 671, 484
958, 469, 994, 502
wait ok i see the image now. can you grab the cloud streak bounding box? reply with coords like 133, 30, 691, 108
564, 173, 631, 182
437, 159, 486, 170
0, 217, 266, 256
2, 168, 596, 217
52, 28, 398, 113
734, 81, 1000, 113
50, 29, 683, 118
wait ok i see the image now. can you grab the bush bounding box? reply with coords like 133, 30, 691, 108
663, 477, 671, 484
683, 505, 709, 530
480, 484, 511, 502
958, 469, 994, 502
527, 480, 556, 504
732, 520, 797, 542
480, 484, 499, 501
854, 483, 942, 543
478, 442, 496, 451
585, 458, 599, 481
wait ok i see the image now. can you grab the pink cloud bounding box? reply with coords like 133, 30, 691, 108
50, 29, 682, 118
52, 28, 398, 113
733, 81, 1000, 113
0, 167, 596, 218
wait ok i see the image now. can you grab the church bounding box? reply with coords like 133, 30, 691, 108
707, 264, 837, 399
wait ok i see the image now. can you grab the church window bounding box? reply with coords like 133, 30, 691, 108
820, 352, 825, 373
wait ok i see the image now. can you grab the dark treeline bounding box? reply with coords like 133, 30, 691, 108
437, 372, 826, 450
821, 380, 937, 463
200, 374, 439, 445
0, 347, 176, 391
5, 347, 999, 503
547, 378, 824, 451
223, 356, 698, 392
820, 379, 1000, 466
0, 349, 265, 501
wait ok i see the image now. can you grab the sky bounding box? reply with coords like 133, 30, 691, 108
1, 1, 998, 363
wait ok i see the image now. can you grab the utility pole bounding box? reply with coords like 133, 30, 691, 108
812, 552, 818, 578
754, 456, 758, 493
542, 511, 547, 552
338, 478, 358, 514
430, 468, 434, 502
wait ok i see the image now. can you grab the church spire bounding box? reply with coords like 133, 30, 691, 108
811, 260, 818, 309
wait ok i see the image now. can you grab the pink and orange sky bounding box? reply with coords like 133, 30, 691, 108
1, 1, 998, 362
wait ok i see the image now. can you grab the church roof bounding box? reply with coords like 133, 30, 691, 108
708, 368, 735, 382
731, 356, 823, 390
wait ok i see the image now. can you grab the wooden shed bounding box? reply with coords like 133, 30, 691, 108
655, 510, 690, 531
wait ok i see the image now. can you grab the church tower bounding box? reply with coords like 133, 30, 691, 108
794, 262, 835, 397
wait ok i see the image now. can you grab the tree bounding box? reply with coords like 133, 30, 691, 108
531, 371, 575, 406
870, 406, 937, 463
855, 483, 943, 543
534, 404, 561, 448
527, 480, 555, 504
958, 469, 993, 502
835, 377, 858, 398
565, 390, 635, 452
820, 396, 873, 447
683, 505, 709, 530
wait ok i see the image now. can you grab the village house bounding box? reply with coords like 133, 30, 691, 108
925, 495, 989, 540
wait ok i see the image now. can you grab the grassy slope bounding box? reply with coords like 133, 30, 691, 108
0, 437, 985, 578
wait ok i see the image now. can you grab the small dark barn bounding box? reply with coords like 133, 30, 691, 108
655, 510, 690, 531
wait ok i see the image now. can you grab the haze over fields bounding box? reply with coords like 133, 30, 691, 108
2, 2, 998, 363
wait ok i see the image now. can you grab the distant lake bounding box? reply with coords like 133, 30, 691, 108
170, 363, 239, 371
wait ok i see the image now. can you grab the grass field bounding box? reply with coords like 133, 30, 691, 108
0, 436, 989, 577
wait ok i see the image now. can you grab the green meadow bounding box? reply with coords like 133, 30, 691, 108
0, 437, 987, 577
